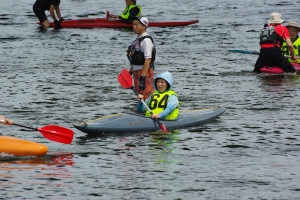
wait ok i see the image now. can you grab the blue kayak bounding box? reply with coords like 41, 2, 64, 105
73, 106, 226, 135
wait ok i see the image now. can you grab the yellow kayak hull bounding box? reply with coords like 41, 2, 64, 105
0, 136, 48, 156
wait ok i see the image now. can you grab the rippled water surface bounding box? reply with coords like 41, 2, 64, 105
1, 0, 300, 199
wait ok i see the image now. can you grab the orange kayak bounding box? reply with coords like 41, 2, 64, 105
0, 136, 48, 156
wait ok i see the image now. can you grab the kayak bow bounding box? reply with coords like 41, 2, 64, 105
0, 136, 48, 156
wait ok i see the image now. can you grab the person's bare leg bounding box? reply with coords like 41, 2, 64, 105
42, 20, 50, 29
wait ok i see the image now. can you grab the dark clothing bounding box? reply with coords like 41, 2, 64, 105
254, 47, 296, 73
33, 0, 60, 23
254, 24, 296, 73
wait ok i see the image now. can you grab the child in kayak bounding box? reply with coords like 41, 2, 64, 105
109, 0, 142, 24
137, 71, 180, 120
0, 115, 13, 125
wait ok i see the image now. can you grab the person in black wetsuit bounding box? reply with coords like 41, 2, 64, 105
108, 0, 142, 24
33, 0, 63, 29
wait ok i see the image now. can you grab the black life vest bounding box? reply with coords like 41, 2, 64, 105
127, 36, 156, 68
259, 25, 284, 46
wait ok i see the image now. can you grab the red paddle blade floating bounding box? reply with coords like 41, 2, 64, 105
37, 125, 74, 144
118, 69, 133, 89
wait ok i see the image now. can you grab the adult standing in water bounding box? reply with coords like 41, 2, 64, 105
33, 0, 63, 29
109, 0, 142, 24
281, 22, 300, 64
254, 12, 297, 74
127, 16, 156, 100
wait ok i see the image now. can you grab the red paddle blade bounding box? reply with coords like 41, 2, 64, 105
118, 68, 133, 89
37, 125, 74, 144
159, 124, 169, 133
153, 118, 169, 133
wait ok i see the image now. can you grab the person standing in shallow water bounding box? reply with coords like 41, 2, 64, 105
281, 22, 300, 64
254, 12, 297, 74
127, 16, 156, 100
33, 0, 63, 29
109, 0, 142, 24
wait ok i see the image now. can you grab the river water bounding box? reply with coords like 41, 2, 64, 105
1, 0, 300, 199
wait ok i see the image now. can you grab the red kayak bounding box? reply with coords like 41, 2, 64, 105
260, 63, 300, 74
38, 18, 199, 29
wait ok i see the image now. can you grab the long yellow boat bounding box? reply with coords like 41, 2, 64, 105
0, 136, 48, 156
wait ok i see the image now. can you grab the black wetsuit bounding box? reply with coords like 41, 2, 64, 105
33, 0, 60, 23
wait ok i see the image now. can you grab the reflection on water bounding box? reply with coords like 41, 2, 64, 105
149, 130, 181, 149
259, 74, 300, 94
0, 152, 74, 167
0, 153, 74, 194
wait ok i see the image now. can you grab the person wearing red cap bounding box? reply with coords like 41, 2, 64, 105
109, 0, 142, 24
282, 22, 300, 63
254, 13, 297, 74
127, 16, 156, 101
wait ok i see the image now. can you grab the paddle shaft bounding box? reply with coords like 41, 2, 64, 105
228, 49, 299, 58
131, 87, 154, 113
131, 87, 153, 113
131, 87, 167, 130
13, 123, 38, 131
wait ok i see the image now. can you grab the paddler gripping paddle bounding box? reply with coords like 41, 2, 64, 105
0, 118, 74, 144
118, 68, 169, 133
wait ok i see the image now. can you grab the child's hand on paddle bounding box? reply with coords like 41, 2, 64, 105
151, 114, 160, 119
137, 94, 144, 101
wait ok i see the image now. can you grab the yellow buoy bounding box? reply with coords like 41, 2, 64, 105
0, 136, 48, 156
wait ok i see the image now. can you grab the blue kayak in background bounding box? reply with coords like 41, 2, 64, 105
73, 106, 226, 135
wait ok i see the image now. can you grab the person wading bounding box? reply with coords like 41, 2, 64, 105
254, 12, 297, 74
127, 16, 156, 100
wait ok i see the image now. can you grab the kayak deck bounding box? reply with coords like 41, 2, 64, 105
40, 18, 199, 29
0, 136, 48, 157
73, 107, 226, 135
260, 63, 300, 74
